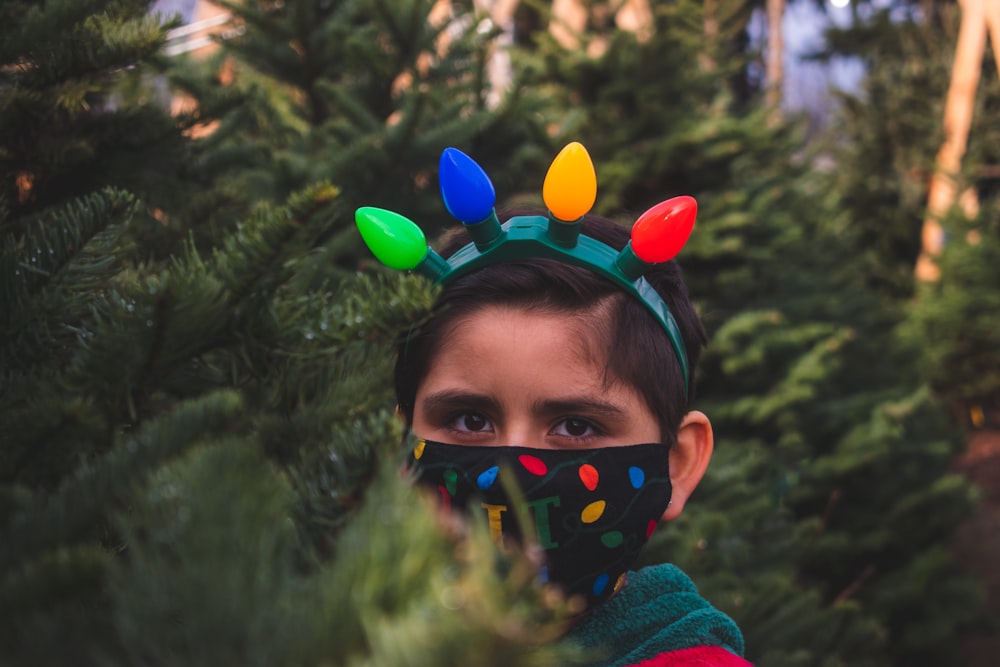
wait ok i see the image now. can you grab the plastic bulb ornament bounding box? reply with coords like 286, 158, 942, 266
439, 147, 503, 250
543, 142, 597, 222
615, 197, 698, 283
631, 196, 698, 263
354, 141, 699, 395
355, 207, 428, 270
439, 147, 496, 224
355, 207, 450, 280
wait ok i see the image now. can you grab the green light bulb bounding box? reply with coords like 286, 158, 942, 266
355, 207, 428, 270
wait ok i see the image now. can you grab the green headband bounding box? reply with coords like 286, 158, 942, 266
355, 142, 697, 395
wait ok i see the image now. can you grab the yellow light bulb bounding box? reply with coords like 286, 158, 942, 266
542, 142, 597, 221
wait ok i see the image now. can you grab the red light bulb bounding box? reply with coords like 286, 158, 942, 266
630, 196, 697, 263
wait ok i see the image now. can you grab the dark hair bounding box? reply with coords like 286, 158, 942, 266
394, 209, 707, 446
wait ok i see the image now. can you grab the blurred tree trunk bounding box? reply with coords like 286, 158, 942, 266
919, 0, 1000, 280
615, 0, 653, 42
549, 0, 587, 48
702, 0, 718, 71
765, 0, 785, 122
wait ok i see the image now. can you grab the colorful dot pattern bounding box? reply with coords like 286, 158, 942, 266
407, 439, 672, 607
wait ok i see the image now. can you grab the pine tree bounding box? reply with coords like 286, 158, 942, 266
822, 5, 1000, 662
701, 9, 985, 665
1, 0, 195, 487
1, 4, 178, 238
906, 209, 1000, 414
3, 1, 989, 665
822, 4, 956, 298
506, 2, 984, 664
1, 2, 573, 665
169, 0, 552, 246
895, 3, 1000, 419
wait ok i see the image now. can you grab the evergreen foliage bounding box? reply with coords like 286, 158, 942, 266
859, 5, 1000, 416
823, 5, 956, 299
0, 0, 993, 665
905, 209, 1000, 411
0, 0, 202, 223
2, 1, 572, 665
509, 2, 983, 665
172, 0, 550, 243
510, 0, 763, 212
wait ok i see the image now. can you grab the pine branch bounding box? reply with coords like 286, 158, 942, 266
0, 0, 110, 66
0, 543, 110, 628
58, 191, 315, 420
0, 390, 244, 573
0, 188, 139, 372
6, 8, 170, 93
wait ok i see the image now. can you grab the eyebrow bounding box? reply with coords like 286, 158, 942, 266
418, 390, 501, 415
532, 397, 628, 420
418, 389, 627, 420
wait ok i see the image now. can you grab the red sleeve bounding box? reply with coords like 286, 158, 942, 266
628, 645, 753, 667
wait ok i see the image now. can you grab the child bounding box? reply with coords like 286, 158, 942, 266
357, 143, 751, 666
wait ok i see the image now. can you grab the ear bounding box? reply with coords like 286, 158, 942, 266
661, 410, 713, 521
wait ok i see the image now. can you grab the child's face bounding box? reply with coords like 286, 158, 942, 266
411, 305, 661, 448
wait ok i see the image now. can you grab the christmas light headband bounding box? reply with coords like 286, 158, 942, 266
355, 142, 697, 394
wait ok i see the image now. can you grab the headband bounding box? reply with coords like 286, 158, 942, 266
354, 142, 697, 394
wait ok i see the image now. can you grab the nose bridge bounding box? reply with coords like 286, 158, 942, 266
497, 400, 546, 448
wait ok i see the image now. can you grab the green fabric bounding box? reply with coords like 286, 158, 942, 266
565, 563, 745, 667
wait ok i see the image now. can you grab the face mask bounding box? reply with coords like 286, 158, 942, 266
407, 439, 672, 607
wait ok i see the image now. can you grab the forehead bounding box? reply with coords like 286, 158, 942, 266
438, 303, 614, 376
413, 304, 663, 446
419, 304, 638, 407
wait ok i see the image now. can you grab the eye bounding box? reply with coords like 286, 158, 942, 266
451, 412, 493, 433
551, 418, 597, 438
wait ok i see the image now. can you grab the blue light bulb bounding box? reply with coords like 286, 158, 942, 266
439, 147, 496, 224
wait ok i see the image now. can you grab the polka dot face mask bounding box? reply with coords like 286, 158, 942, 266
408, 439, 672, 607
